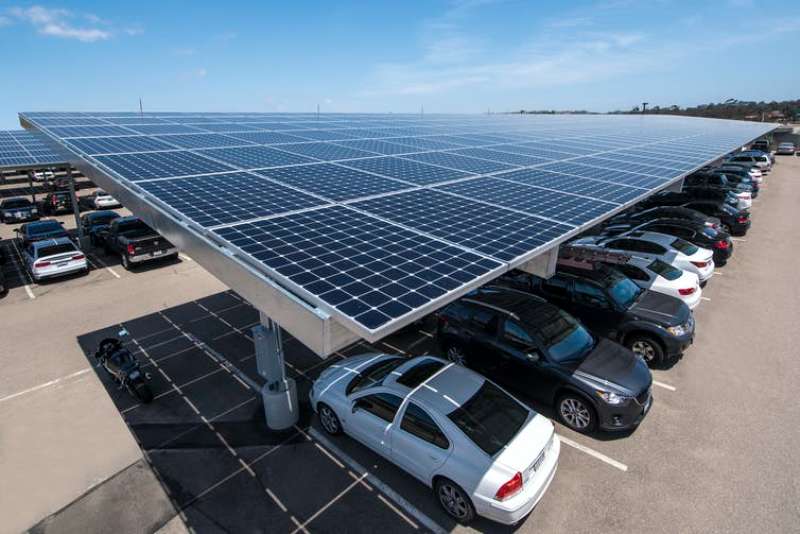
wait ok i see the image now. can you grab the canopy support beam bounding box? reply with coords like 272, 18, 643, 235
252, 312, 298, 431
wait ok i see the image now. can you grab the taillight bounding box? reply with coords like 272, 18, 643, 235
126, 244, 136, 255
51, 197, 57, 206
736, 216, 748, 223
691, 261, 708, 268
72, 254, 85, 260
495, 472, 523, 501
35, 260, 51, 268
678, 287, 696, 295
713, 240, 729, 250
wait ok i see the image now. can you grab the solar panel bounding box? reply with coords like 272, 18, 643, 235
19, 111, 774, 339
212, 205, 503, 330
137, 171, 327, 227
0, 130, 67, 169
256, 163, 411, 201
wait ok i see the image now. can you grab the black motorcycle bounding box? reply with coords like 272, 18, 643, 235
94, 335, 153, 403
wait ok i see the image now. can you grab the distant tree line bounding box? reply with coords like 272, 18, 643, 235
608, 98, 800, 122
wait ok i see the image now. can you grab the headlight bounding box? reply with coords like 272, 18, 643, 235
667, 325, 686, 336
596, 390, 631, 405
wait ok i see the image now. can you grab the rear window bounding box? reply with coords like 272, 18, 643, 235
117, 220, 153, 237
3, 199, 31, 208
30, 222, 62, 235
647, 259, 682, 281
671, 238, 698, 255
346, 357, 404, 395
396, 359, 445, 388
447, 381, 528, 456
92, 213, 119, 224
39, 243, 76, 256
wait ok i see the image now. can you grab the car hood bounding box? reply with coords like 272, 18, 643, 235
629, 290, 689, 327
575, 338, 651, 394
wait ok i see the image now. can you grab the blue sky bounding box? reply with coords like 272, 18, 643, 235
0, 0, 798, 128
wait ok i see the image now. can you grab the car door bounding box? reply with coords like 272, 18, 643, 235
462, 306, 502, 373
390, 402, 451, 484
571, 279, 622, 337
495, 317, 554, 402
347, 391, 403, 459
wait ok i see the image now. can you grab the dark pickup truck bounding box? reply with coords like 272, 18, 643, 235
97, 216, 178, 270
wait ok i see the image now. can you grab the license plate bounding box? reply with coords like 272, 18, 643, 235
16, 213, 24, 218
152, 250, 164, 256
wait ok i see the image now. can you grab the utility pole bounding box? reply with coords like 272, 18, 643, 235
642, 102, 649, 114
316, 103, 320, 121
420, 104, 424, 117
139, 97, 143, 118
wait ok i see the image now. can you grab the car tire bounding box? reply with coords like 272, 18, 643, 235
627, 334, 665, 368
556, 392, 597, 433
442, 342, 468, 366
317, 403, 343, 436
434, 477, 475, 524
121, 255, 131, 271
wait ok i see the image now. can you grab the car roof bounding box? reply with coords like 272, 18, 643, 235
617, 230, 677, 246
1, 196, 31, 204
462, 286, 547, 312
27, 219, 61, 228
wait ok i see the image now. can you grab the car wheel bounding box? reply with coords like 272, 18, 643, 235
318, 403, 342, 436
121, 255, 131, 270
434, 477, 475, 524
556, 393, 596, 433
721, 224, 731, 234
627, 335, 665, 367
443, 343, 467, 366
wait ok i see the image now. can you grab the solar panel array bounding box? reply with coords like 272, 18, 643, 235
21, 112, 773, 338
0, 130, 67, 169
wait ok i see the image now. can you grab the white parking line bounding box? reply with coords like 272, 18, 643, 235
653, 380, 677, 392
0, 367, 91, 404
731, 238, 747, 242
179, 253, 193, 262
89, 253, 121, 279
309, 428, 448, 534
701, 296, 711, 302
557, 434, 629, 472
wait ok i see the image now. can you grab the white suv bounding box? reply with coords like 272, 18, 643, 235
310, 354, 560, 525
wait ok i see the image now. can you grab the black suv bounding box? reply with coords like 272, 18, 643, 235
40, 191, 74, 215
437, 287, 652, 433
684, 172, 753, 197
636, 192, 750, 236
601, 218, 733, 265
501, 267, 694, 367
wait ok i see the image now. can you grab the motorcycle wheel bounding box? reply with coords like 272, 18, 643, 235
129, 381, 154, 404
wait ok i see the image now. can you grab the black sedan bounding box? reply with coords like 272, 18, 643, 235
437, 286, 652, 433
0, 197, 39, 223
608, 206, 722, 230
15, 219, 70, 248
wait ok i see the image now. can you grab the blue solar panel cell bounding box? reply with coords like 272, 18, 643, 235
256, 163, 410, 201
401, 151, 517, 174
47, 125, 136, 138
437, 177, 615, 226
332, 139, 415, 155
127, 124, 206, 135
352, 189, 573, 262
495, 168, 646, 203
138, 171, 326, 227
66, 135, 176, 155
275, 142, 376, 161
289, 130, 360, 141
447, 147, 552, 167
197, 146, 316, 170
338, 156, 474, 185
212, 205, 502, 331
194, 123, 262, 133
537, 161, 667, 189
153, 133, 256, 149
94, 151, 236, 181
224, 131, 312, 145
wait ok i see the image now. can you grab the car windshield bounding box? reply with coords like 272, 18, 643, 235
522, 304, 595, 363
671, 238, 699, 255
39, 243, 76, 256
701, 226, 718, 238
346, 357, 404, 395
117, 220, 153, 237
647, 259, 682, 281
3, 199, 31, 208
447, 380, 529, 456
608, 273, 643, 308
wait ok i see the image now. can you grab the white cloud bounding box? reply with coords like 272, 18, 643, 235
9, 5, 110, 41
0, 15, 11, 27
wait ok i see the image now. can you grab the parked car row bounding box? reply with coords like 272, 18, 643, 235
0, 190, 121, 223
310, 140, 782, 526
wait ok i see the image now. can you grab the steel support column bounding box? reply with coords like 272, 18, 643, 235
66, 167, 87, 249
252, 312, 298, 430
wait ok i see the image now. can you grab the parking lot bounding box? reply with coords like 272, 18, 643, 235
2, 155, 800, 534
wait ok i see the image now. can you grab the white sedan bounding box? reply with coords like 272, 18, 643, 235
80, 190, 121, 210
23, 237, 88, 281
608, 257, 702, 309
574, 230, 715, 283
310, 354, 560, 525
